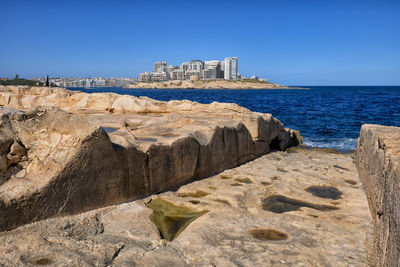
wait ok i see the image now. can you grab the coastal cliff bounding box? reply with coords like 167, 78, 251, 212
129, 79, 295, 89
0, 85, 300, 232
356, 124, 400, 267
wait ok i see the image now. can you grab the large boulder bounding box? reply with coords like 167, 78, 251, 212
0, 107, 131, 232
356, 124, 400, 267
0, 86, 301, 232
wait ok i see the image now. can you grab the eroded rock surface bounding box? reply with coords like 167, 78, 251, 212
0, 148, 373, 266
0, 107, 125, 232
356, 124, 400, 267
0, 86, 300, 232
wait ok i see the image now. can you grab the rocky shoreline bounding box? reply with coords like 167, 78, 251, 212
0, 85, 398, 266
0, 85, 300, 233
128, 80, 305, 90
0, 146, 373, 266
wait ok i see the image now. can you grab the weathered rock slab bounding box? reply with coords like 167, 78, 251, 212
0, 86, 301, 232
356, 124, 400, 267
0, 148, 372, 266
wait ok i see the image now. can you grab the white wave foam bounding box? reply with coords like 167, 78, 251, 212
302, 137, 358, 151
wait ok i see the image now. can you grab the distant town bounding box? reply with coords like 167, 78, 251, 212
139, 57, 247, 82
0, 57, 269, 88
0, 75, 138, 88
138, 57, 266, 83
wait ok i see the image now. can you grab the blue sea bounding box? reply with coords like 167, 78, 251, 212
69, 86, 400, 151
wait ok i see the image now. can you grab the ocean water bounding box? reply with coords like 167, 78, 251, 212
69, 86, 400, 151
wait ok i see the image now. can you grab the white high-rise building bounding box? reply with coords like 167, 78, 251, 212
154, 62, 167, 72
167, 65, 179, 74
224, 57, 238, 80
219, 61, 225, 71
205, 60, 220, 69
180, 62, 190, 72
204, 60, 221, 79
188, 60, 204, 71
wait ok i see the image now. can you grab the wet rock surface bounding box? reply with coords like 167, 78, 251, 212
146, 198, 208, 242
262, 194, 340, 213
250, 228, 288, 241
305, 186, 343, 200
0, 148, 373, 266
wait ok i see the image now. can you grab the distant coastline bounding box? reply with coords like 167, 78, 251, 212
128, 79, 306, 90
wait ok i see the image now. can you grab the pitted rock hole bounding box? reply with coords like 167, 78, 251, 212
158, 133, 179, 138
30, 256, 54, 265
234, 177, 253, 184
178, 190, 209, 198
250, 228, 288, 241
146, 198, 207, 241
136, 137, 158, 142
345, 179, 357, 185
262, 195, 339, 213
305, 186, 342, 200
213, 199, 231, 206
333, 165, 350, 171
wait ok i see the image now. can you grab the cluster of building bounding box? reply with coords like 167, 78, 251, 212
32, 77, 137, 88
2, 57, 270, 88
139, 57, 239, 82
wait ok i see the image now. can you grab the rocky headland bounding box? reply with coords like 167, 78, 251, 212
0, 85, 398, 266
0, 85, 300, 233
128, 80, 302, 89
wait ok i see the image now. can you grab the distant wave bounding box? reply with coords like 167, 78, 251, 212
302, 137, 358, 151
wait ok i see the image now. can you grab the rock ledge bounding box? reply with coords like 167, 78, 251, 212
356, 124, 400, 267
0, 86, 300, 232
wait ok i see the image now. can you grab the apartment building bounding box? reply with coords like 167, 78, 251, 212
224, 57, 238, 80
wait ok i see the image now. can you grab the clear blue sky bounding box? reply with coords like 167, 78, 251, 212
1, 0, 399, 85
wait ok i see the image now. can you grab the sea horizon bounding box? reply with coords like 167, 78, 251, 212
68, 85, 400, 151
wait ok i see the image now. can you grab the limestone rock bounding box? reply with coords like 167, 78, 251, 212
356, 124, 400, 267
0, 148, 372, 266
128, 79, 292, 89
0, 106, 127, 232
0, 86, 301, 232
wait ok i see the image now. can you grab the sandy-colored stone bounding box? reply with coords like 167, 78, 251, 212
356, 124, 400, 267
0, 86, 301, 232
0, 148, 373, 266
128, 80, 300, 89
0, 107, 128, 232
